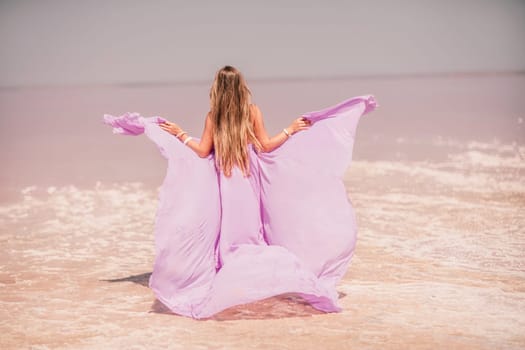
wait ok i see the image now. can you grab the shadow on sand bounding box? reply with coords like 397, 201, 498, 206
102, 272, 347, 321
101, 271, 151, 287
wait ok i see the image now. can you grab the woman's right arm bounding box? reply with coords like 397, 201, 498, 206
251, 104, 311, 153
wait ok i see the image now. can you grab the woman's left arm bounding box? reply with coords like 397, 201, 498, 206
159, 112, 214, 158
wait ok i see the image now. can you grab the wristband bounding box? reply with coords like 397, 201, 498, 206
183, 136, 193, 145
283, 128, 291, 137
176, 131, 187, 138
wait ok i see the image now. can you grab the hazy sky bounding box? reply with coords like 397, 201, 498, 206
1, 0, 524, 87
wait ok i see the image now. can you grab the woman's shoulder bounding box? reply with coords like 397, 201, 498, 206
248, 103, 261, 118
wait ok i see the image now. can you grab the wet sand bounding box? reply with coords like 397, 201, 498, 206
1, 139, 524, 349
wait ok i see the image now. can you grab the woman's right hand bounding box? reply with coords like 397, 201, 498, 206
288, 117, 312, 135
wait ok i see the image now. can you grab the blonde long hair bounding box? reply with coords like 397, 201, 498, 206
209, 66, 262, 178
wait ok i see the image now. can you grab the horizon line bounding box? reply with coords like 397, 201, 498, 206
1, 69, 524, 90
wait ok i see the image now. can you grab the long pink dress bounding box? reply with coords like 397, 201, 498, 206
102, 95, 377, 318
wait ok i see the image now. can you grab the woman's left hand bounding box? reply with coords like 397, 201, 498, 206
159, 120, 183, 136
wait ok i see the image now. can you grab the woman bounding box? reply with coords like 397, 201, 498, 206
103, 65, 377, 319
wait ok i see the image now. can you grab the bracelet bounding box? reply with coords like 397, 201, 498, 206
176, 131, 187, 138
183, 136, 193, 145
283, 128, 291, 137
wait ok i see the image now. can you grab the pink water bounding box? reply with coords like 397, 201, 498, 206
1, 73, 524, 349
1, 73, 524, 202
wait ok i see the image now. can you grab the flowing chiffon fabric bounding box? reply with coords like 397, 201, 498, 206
102, 95, 377, 318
